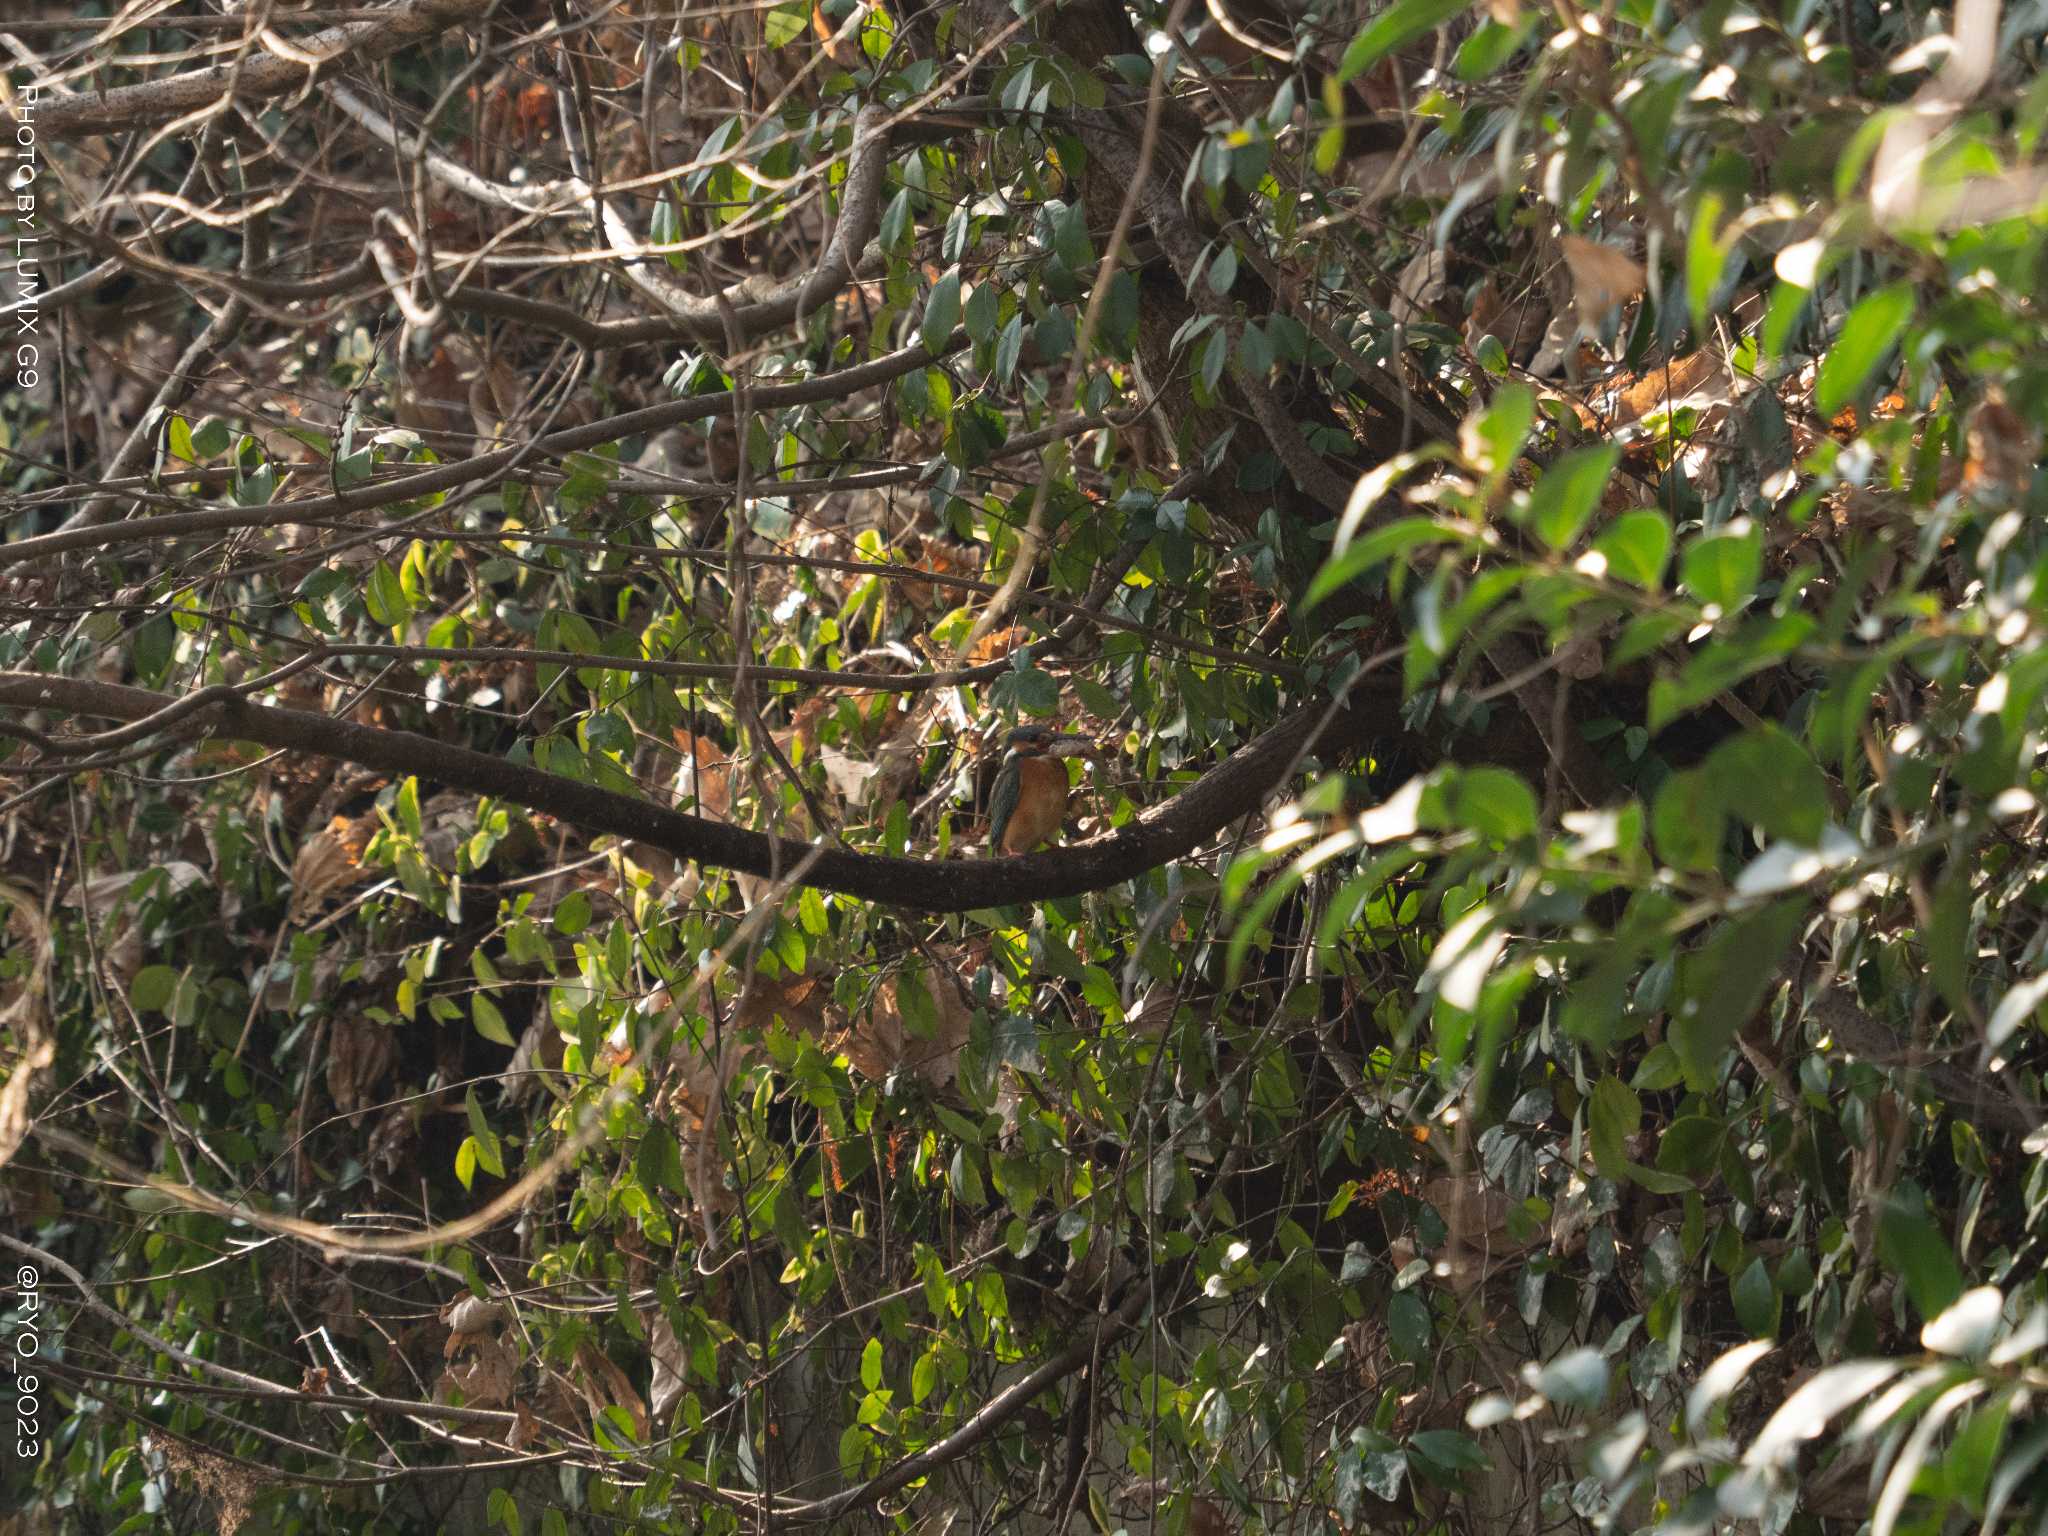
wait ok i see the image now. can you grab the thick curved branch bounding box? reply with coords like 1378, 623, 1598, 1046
593, 104, 893, 343
1810, 993, 2042, 1136
39, 0, 499, 139
0, 674, 1367, 909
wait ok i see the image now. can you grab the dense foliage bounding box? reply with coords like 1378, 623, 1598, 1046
7, 0, 2048, 1532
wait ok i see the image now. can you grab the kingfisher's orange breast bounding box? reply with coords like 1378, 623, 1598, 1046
1001, 753, 1070, 853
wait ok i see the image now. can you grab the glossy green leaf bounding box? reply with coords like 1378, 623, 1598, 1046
1593, 509, 1671, 588
1815, 282, 1915, 418
1526, 443, 1620, 551
1337, 0, 1469, 82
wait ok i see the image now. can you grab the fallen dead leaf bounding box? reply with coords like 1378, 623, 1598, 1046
1559, 235, 1647, 328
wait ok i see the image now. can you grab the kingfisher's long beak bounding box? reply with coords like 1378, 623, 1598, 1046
1047, 733, 1097, 756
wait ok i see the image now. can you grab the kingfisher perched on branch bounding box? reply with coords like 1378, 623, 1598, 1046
987, 724, 1092, 855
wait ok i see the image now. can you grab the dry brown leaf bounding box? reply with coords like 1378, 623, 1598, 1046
61, 861, 204, 912
647, 1309, 688, 1424
443, 1295, 510, 1339
1964, 392, 2039, 493
967, 624, 1030, 665
899, 535, 982, 613
509, 1400, 540, 1452
394, 342, 471, 443
288, 815, 377, 918
326, 1016, 397, 1121
1124, 984, 1180, 1039
365, 1103, 419, 1179
1354, 55, 1406, 114
1464, 279, 1504, 353
1610, 348, 1721, 425
573, 1341, 650, 1442
1396, 1174, 1536, 1293
658, 973, 840, 1246
1559, 235, 1647, 327
781, 695, 836, 760
838, 964, 974, 1089
672, 733, 733, 817
438, 1330, 517, 1410
1391, 248, 1448, 325
150, 1436, 264, 1536
734, 972, 835, 1041
463, 342, 523, 447
0, 883, 53, 1179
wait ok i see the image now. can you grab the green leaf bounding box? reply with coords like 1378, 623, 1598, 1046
1701, 725, 1830, 844
1526, 443, 1620, 551
1680, 523, 1761, 611
132, 613, 175, 683
1814, 282, 1915, 418
637, 1124, 690, 1198
1623, 1161, 1699, 1195
1670, 901, 1804, 1090
1534, 1347, 1607, 1410
473, 993, 516, 1047
554, 890, 592, 936
1920, 1285, 2005, 1359
964, 278, 998, 346
1362, 1446, 1408, 1501
334, 448, 374, 488
1732, 1257, 1780, 1338
763, 0, 807, 46
923, 267, 963, 354
1926, 874, 1972, 1017
365, 560, 413, 629
992, 1012, 1042, 1072
1200, 326, 1230, 394
1313, 124, 1345, 174
1588, 1075, 1640, 1182
1878, 1190, 1964, 1319
1630, 1041, 1685, 1091
1749, 1362, 1908, 1465
1207, 243, 1239, 295
1445, 767, 1538, 842
131, 964, 179, 1013
1337, 0, 1469, 83
1237, 320, 1274, 377
1305, 517, 1471, 612
1008, 664, 1060, 717
1686, 193, 1727, 336
1464, 385, 1535, 487
1593, 509, 1671, 588
1761, 279, 1811, 363
1408, 1429, 1490, 1474
1388, 1291, 1433, 1362
1454, 17, 1530, 79
861, 1336, 884, 1392
1652, 769, 1725, 872
1656, 1116, 1725, 1176
190, 415, 231, 458
396, 776, 422, 839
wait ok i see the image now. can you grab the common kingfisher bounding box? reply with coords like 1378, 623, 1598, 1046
987, 724, 1091, 854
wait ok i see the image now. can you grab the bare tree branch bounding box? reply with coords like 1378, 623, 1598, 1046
39, 0, 501, 140
0, 673, 1366, 908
